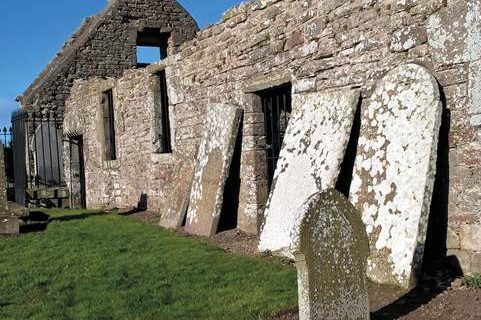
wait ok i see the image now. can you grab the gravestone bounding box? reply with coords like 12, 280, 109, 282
184, 104, 243, 237
259, 89, 360, 257
349, 64, 442, 289
294, 189, 369, 320
0, 142, 7, 212
159, 164, 194, 229
0, 142, 20, 235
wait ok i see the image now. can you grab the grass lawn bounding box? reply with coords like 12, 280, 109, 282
0, 210, 297, 320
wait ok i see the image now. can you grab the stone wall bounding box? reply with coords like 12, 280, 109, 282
18, 0, 198, 115
65, 0, 481, 273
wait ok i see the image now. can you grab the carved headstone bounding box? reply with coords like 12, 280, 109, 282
350, 64, 442, 289
184, 104, 243, 236
294, 189, 369, 320
259, 89, 360, 256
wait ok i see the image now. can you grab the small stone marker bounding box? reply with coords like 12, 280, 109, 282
350, 64, 442, 289
0, 216, 20, 235
259, 89, 360, 257
184, 104, 243, 236
294, 189, 369, 320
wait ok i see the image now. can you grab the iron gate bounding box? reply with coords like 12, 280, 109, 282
2, 126, 14, 200
258, 84, 292, 188
11, 110, 65, 205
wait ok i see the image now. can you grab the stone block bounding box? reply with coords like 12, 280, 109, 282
294, 189, 369, 320
259, 89, 360, 256
471, 252, 481, 274
447, 227, 461, 250
390, 25, 427, 52
447, 249, 472, 274
184, 104, 243, 237
350, 64, 443, 289
460, 224, 481, 252
0, 215, 19, 235
427, 0, 481, 64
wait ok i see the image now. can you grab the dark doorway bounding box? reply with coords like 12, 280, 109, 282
218, 121, 243, 232
257, 83, 292, 189
69, 136, 86, 209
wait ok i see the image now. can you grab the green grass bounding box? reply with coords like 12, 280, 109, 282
0, 210, 297, 320
463, 275, 481, 289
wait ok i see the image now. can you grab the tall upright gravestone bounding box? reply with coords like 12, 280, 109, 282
259, 89, 360, 257
184, 104, 243, 237
0, 141, 7, 212
0, 141, 20, 235
294, 189, 369, 320
350, 64, 442, 288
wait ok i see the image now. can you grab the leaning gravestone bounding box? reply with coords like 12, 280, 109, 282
184, 104, 243, 237
350, 64, 442, 289
159, 164, 194, 229
293, 189, 369, 320
259, 89, 360, 257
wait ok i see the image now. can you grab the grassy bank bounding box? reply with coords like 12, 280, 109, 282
0, 210, 297, 320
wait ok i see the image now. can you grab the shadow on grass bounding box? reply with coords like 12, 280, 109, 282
49, 211, 105, 222
20, 211, 51, 234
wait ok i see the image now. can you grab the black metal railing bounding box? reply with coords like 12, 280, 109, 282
1, 126, 14, 196
11, 110, 65, 204
1, 126, 12, 146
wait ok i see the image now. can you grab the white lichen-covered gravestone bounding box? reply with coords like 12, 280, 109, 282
259, 89, 360, 257
294, 189, 369, 320
184, 104, 243, 237
350, 64, 442, 289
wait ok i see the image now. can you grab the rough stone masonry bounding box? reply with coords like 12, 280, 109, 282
59, 0, 481, 277
18, 0, 198, 115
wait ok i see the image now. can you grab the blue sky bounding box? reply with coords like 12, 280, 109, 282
0, 0, 245, 129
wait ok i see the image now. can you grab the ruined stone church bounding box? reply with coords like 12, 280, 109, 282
17, 0, 481, 288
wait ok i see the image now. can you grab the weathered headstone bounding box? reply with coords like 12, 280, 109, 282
0, 142, 7, 212
349, 64, 442, 289
0, 142, 20, 235
259, 89, 360, 257
184, 104, 243, 236
159, 164, 194, 229
293, 189, 369, 320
